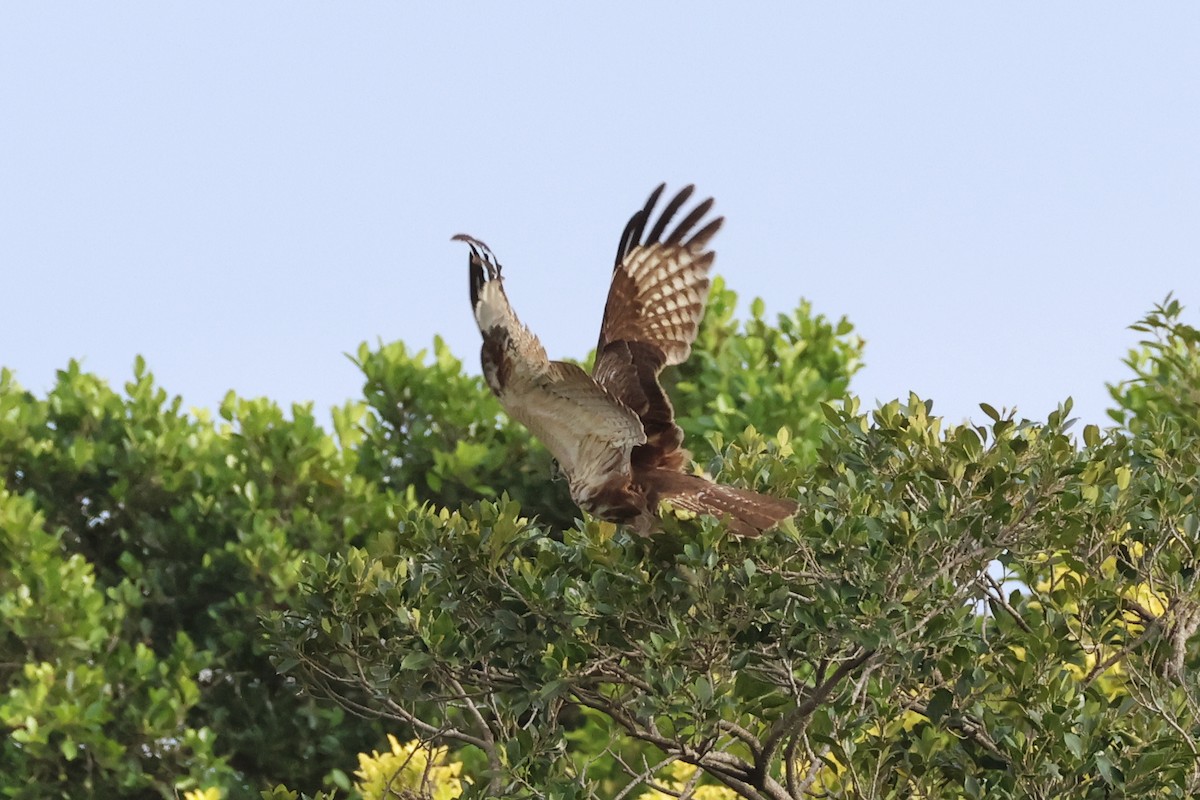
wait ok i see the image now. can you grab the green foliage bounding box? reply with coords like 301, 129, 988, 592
0, 486, 230, 797
272, 300, 1200, 798
0, 363, 389, 797
9, 281, 1200, 799
669, 277, 861, 465
1109, 293, 1200, 436
1, 282, 856, 797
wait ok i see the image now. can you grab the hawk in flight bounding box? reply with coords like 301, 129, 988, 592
454, 184, 797, 537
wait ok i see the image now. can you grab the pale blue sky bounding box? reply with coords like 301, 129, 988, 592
3, 5, 1198, 429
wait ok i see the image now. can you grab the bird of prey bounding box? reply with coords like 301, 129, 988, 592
454, 184, 797, 537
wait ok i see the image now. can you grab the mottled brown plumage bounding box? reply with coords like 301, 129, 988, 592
454, 185, 797, 536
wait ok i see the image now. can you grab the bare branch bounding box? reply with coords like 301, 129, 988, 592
754, 648, 875, 787
610, 754, 680, 800
984, 572, 1033, 634
447, 676, 502, 795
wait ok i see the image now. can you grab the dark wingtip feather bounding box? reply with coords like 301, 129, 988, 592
469, 253, 484, 309
615, 184, 667, 268
645, 185, 695, 245
454, 233, 499, 310
665, 196, 715, 246
619, 184, 719, 254
687, 216, 724, 252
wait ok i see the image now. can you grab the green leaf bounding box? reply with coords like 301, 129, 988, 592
1095, 750, 1117, 785
924, 688, 952, 723
400, 651, 433, 670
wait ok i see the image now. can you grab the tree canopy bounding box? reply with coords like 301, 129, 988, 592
4, 282, 1200, 799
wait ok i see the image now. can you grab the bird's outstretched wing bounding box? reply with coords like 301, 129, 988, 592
591, 185, 722, 467
596, 184, 721, 364
456, 234, 646, 497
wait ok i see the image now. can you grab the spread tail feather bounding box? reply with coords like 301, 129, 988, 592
649, 470, 798, 537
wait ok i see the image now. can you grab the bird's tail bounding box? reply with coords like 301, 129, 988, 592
649, 470, 798, 537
